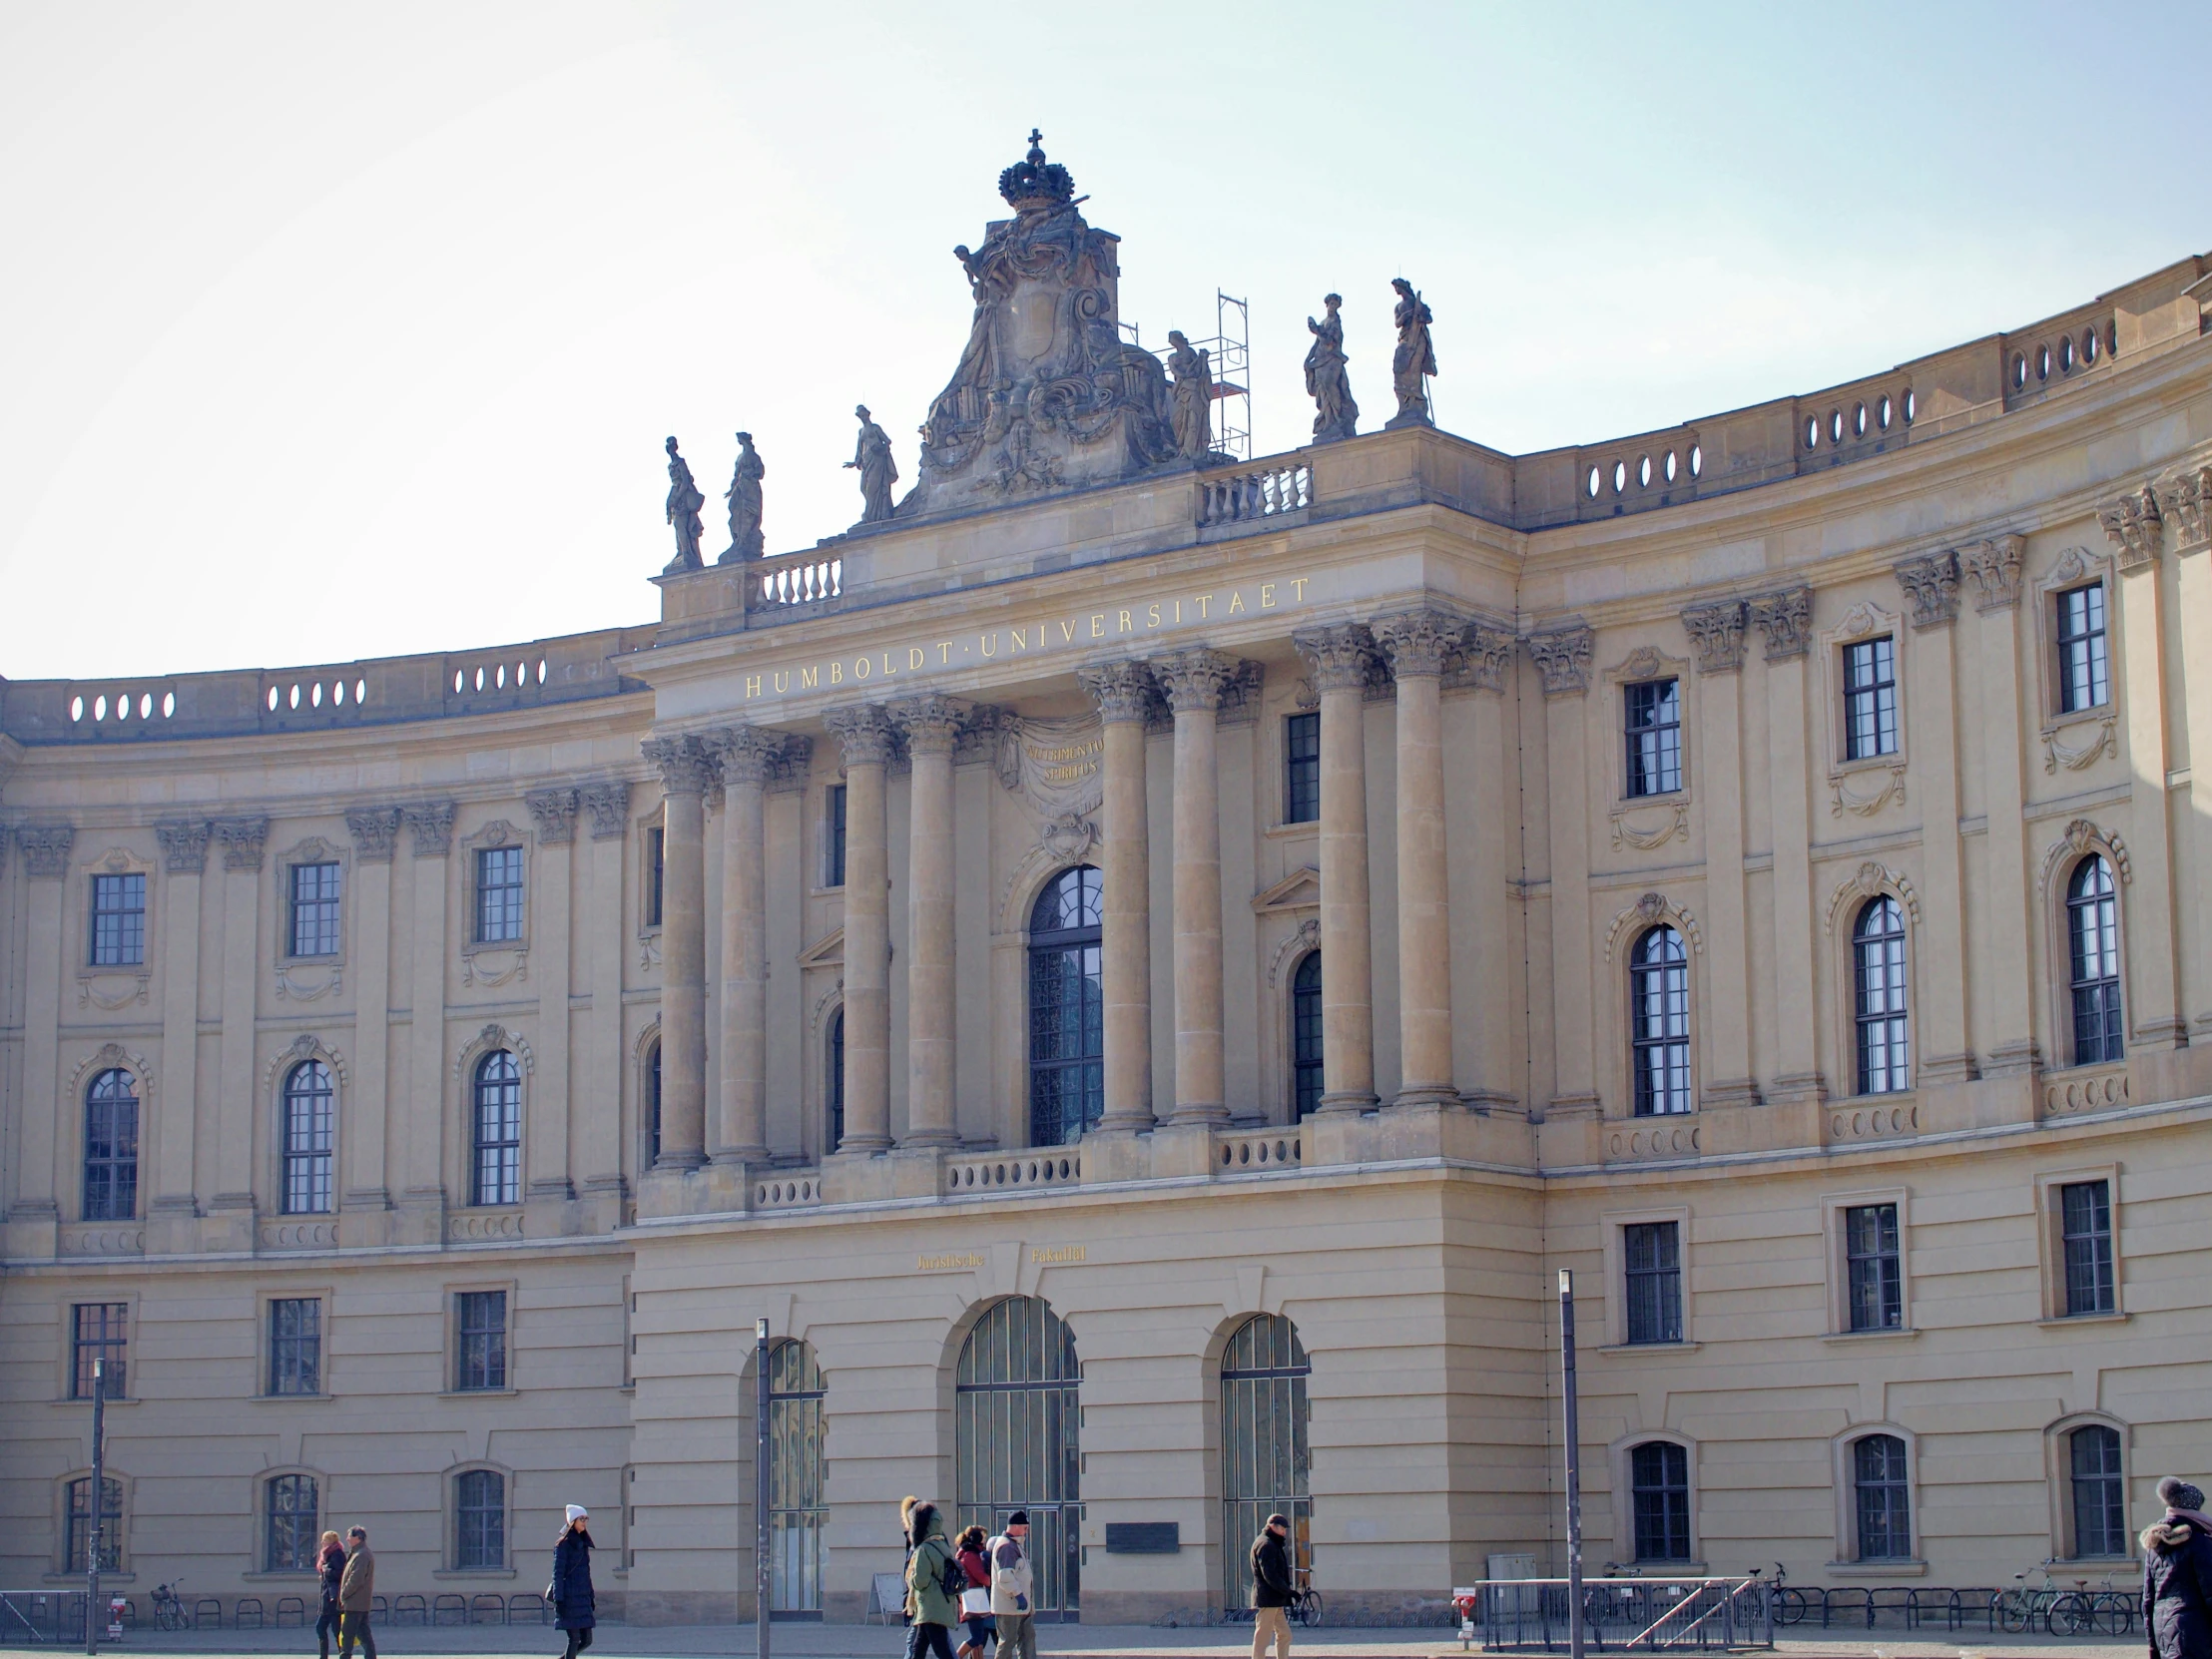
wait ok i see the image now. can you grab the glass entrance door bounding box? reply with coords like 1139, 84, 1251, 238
955, 1297, 1081, 1620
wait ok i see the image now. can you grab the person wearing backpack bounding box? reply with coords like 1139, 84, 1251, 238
902, 1502, 960, 1659
987, 1512, 1037, 1659
954, 1525, 995, 1659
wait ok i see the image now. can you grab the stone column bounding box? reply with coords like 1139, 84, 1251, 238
1154, 649, 1238, 1125
1528, 625, 1596, 1112
890, 696, 966, 1147
523, 789, 579, 1212
823, 705, 897, 1152
641, 739, 715, 1170
1289, 627, 1379, 1112
1749, 589, 1823, 1103
12, 828, 72, 1243
1376, 610, 1465, 1109
710, 730, 781, 1163
1681, 602, 1756, 1106
2101, 487, 2186, 1049
211, 815, 269, 1235
341, 807, 400, 1230
578, 781, 632, 1220
2152, 468, 2211, 1042
1961, 538, 2038, 1073
398, 801, 453, 1238
1894, 552, 1972, 1084
1078, 663, 1157, 1133
149, 821, 210, 1245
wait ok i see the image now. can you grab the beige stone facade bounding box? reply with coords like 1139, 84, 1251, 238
4, 237, 2212, 1625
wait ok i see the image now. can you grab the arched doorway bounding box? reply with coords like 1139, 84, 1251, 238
1027, 866, 1103, 1147
956, 1297, 1081, 1619
767, 1340, 827, 1614
1220, 1314, 1311, 1610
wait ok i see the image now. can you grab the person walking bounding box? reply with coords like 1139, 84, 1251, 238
313, 1531, 344, 1659
986, 1512, 1036, 1659
551, 1504, 597, 1659
335, 1527, 375, 1659
954, 1525, 995, 1659
1250, 1513, 1295, 1659
2143, 1476, 2212, 1659
902, 1502, 961, 1659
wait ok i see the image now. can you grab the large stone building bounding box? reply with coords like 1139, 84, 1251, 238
3, 141, 2210, 1624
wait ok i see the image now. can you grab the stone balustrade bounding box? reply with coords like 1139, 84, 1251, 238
749, 551, 843, 613
1199, 460, 1312, 527
943, 1150, 1080, 1198
755, 1173, 823, 1209
1216, 1125, 1304, 1173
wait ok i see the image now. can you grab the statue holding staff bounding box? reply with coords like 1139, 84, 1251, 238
1387, 277, 1436, 428
1305, 292, 1359, 443
663, 435, 706, 573
718, 431, 765, 563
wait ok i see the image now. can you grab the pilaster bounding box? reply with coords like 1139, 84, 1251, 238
578, 780, 632, 1229
823, 705, 897, 1153
1681, 601, 1755, 1107
2158, 467, 2212, 1041
1895, 552, 1973, 1085
209, 816, 268, 1248
1289, 625, 1378, 1113
338, 806, 398, 1246
522, 788, 579, 1230
147, 820, 209, 1252
1078, 662, 1158, 1133
5, 826, 70, 1257
1748, 588, 1825, 1104
1528, 624, 1597, 1113
1962, 537, 2039, 1075
397, 800, 454, 1244
1153, 647, 1238, 1125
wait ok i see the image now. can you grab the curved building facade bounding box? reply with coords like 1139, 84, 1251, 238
3, 152, 2211, 1621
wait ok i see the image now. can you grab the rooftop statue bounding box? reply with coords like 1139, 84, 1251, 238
718, 431, 765, 563
1166, 329, 1213, 462
901, 131, 1178, 518
663, 435, 706, 574
1305, 292, 1359, 443
846, 405, 898, 524
1387, 277, 1436, 428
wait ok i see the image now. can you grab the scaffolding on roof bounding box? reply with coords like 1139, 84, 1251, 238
1120, 289, 1253, 463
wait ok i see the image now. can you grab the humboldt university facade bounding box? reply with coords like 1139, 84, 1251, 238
3, 144, 2211, 1623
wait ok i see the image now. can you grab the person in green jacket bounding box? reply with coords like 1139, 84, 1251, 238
903, 1502, 960, 1659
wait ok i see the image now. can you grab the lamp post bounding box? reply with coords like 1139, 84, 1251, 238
87, 1356, 106, 1657
756, 1317, 771, 1659
1559, 1270, 1584, 1659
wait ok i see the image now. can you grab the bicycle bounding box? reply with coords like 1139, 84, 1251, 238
1287, 1569, 1325, 1629
2048, 1573, 2133, 1637
151, 1579, 192, 1631
1746, 1562, 1809, 1626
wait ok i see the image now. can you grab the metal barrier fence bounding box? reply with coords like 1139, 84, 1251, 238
1458, 1578, 1775, 1652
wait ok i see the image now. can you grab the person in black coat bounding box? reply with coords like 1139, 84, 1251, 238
314, 1530, 345, 1659
2143, 1477, 2212, 1659
1250, 1514, 1296, 1659
551, 1505, 596, 1659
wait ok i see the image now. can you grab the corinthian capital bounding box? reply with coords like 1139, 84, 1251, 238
1151, 647, 1241, 715
399, 801, 454, 857
213, 814, 272, 870
823, 704, 899, 768
1457, 623, 1516, 693
1961, 536, 2024, 613
2098, 484, 2163, 571
1372, 610, 1467, 681
642, 735, 719, 798
1524, 623, 1594, 697
1747, 586, 1813, 660
1076, 660, 1161, 725
1893, 550, 1960, 631
888, 694, 970, 757
155, 819, 212, 874
2157, 465, 2210, 552
524, 788, 580, 843
708, 725, 792, 786
1290, 623, 1381, 694
1679, 600, 1748, 674
18, 824, 75, 878
580, 780, 633, 840
345, 806, 403, 862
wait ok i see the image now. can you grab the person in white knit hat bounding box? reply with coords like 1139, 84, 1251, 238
550, 1505, 596, 1659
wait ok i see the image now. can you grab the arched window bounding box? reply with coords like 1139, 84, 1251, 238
454, 1468, 505, 1569
1028, 867, 1103, 1147
2067, 856, 2123, 1065
1853, 896, 1910, 1094
2069, 1424, 2125, 1558
1629, 1442, 1691, 1561
67, 1474, 124, 1573
767, 1340, 828, 1612
956, 1297, 1080, 1617
82, 1068, 140, 1221
1220, 1314, 1310, 1609
645, 1042, 663, 1167
1629, 927, 1690, 1116
826, 1011, 844, 1155
1291, 953, 1323, 1121
281, 1061, 334, 1215
265, 1473, 319, 1571
471, 1053, 521, 1207
1852, 1434, 1911, 1560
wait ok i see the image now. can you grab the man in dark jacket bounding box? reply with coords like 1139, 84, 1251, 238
336, 1527, 375, 1659
2143, 1477, 2212, 1659
1251, 1513, 1295, 1659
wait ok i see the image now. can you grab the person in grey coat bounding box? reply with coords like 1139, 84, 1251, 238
551, 1505, 596, 1659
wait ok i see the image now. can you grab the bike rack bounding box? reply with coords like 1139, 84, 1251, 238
194, 1598, 225, 1628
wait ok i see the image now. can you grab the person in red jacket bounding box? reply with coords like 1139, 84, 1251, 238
954, 1525, 994, 1659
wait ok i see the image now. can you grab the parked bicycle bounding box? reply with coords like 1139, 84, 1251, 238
151, 1579, 192, 1631
1746, 1561, 1810, 1625
2048, 1572, 2133, 1637
1287, 1568, 1325, 1629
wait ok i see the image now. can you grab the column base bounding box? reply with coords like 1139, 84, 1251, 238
394, 1187, 447, 1247
1459, 1088, 1521, 1118
1386, 1085, 1461, 1111
1698, 1079, 1762, 1112
2128, 1018, 2189, 1050
1317, 1091, 1379, 1114
1167, 1104, 1232, 1127
636, 1162, 749, 1219
1919, 1052, 1979, 1087
894, 1129, 960, 1150
578, 1175, 628, 1235
146, 1196, 202, 1257
1544, 1091, 1602, 1122
1981, 1041, 2041, 1079
3, 1207, 60, 1259
1090, 1113, 1157, 1136
1766, 1072, 1830, 1107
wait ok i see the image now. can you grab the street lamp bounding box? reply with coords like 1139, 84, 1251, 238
756, 1317, 771, 1659
1559, 1270, 1584, 1659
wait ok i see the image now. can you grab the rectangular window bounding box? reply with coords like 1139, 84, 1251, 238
2060, 1180, 2116, 1315
455, 1291, 508, 1391
1845, 1203, 1904, 1332
72, 1303, 128, 1399
2070, 1426, 2126, 1557
288, 861, 341, 957
1853, 1435, 1912, 1559
2056, 583, 2109, 714
1623, 1222, 1683, 1345
645, 826, 665, 928
455, 1469, 505, 1568
1283, 711, 1321, 824
1624, 679, 1682, 797
67, 1475, 124, 1574
1843, 637, 1899, 760
474, 845, 524, 943
269, 1298, 322, 1396
1630, 1441, 1691, 1561
266, 1473, 319, 1572
825, 786, 847, 887
90, 872, 146, 967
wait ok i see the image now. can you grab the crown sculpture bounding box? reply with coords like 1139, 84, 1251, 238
901, 131, 1187, 518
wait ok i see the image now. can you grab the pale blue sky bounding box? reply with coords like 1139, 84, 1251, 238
2, 0, 2204, 681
